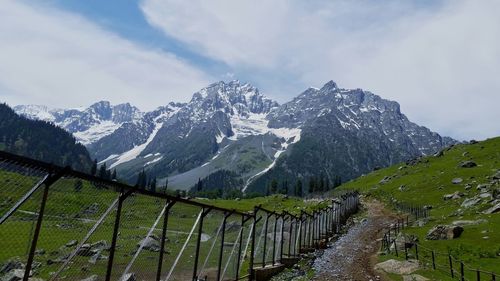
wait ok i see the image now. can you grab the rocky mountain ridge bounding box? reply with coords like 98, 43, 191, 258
14, 80, 456, 192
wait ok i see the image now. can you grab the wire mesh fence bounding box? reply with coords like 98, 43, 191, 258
0, 150, 359, 281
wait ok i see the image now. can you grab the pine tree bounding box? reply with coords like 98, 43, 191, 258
91, 159, 97, 176
135, 170, 148, 189
319, 175, 325, 192
98, 163, 107, 179
141, 170, 148, 188
282, 180, 289, 195
295, 179, 303, 197
111, 169, 117, 180
270, 179, 278, 194
308, 177, 316, 194
150, 177, 157, 192
196, 178, 203, 192
333, 175, 342, 188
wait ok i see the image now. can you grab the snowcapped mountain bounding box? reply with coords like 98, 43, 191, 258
14, 80, 456, 193
14, 101, 142, 145
247, 81, 456, 192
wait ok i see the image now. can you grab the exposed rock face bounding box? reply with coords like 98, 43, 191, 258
15, 80, 456, 192
248, 81, 455, 192
426, 225, 464, 240
483, 202, 500, 214
14, 102, 142, 145
461, 197, 481, 208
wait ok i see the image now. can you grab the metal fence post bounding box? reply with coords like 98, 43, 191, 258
280, 216, 285, 262
236, 215, 251, 281
297, 217, 303, 254
272, 214, 278, 266
262, 212, 270, 268
449, 255, 454, 278
460, 262, 465, 281
415, 243, 419, 260
156, 200, 175, 281
249, 208, 258, 281
105, 188, 133, 281
193, 207, 211, 281
23, 168, 66, 281
311, 213, 315, 248
217, 211, 232, 281
432, 251, 436, 270
288, 217, 293, 257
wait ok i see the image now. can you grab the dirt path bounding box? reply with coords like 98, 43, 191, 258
312, 199, 397, 281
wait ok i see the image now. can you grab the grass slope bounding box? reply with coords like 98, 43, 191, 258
337, 137, 500, 279
0, 165, 325, 280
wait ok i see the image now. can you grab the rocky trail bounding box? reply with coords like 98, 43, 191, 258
311, 200, 397, 281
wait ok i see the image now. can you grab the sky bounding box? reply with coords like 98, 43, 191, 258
0, 0, 499, 141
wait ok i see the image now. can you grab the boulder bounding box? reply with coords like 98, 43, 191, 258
119, 273, 137, 281
433, 150, 444, 157
477, 184, 490, 190
479, 192, 492, 199
426, 225, 464, 240
493, 189, 500, 199
493, 171, 500, 180
443, 191, 464, 200
459, 161, 477, 168
1, 269, 24, 281
375, 259, 419, 275
82, 203, 99, 215
88, 250, 107, 264
90, 240, 108, 251
80, 275, 98, 281
469, 140, 479, 144
390, 233, 418, 251
452, 178, 463, 184
483, 202, 500, 214
65, 240, 78, 247
76, 244, 98, 257
0, 260, 24, 274
452, 219, 487, 226
138, 235, 160, 252
461, 197, 481, 208
379, 176, 391, 184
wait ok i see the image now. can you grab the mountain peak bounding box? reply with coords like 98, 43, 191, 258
320, 80, 338, 91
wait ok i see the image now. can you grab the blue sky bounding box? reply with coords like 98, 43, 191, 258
1, 0, 500, 140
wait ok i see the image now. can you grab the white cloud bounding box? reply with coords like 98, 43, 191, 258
141, 0, 500, 140
0, 0, 212, 111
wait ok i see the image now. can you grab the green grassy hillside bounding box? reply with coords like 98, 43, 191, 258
338, 137, 500, 279
0, 163, 325, 281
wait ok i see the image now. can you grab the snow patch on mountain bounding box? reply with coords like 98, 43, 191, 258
108, 111, 173, 168
73, 121, 122, 145
14, 104, 57, 122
